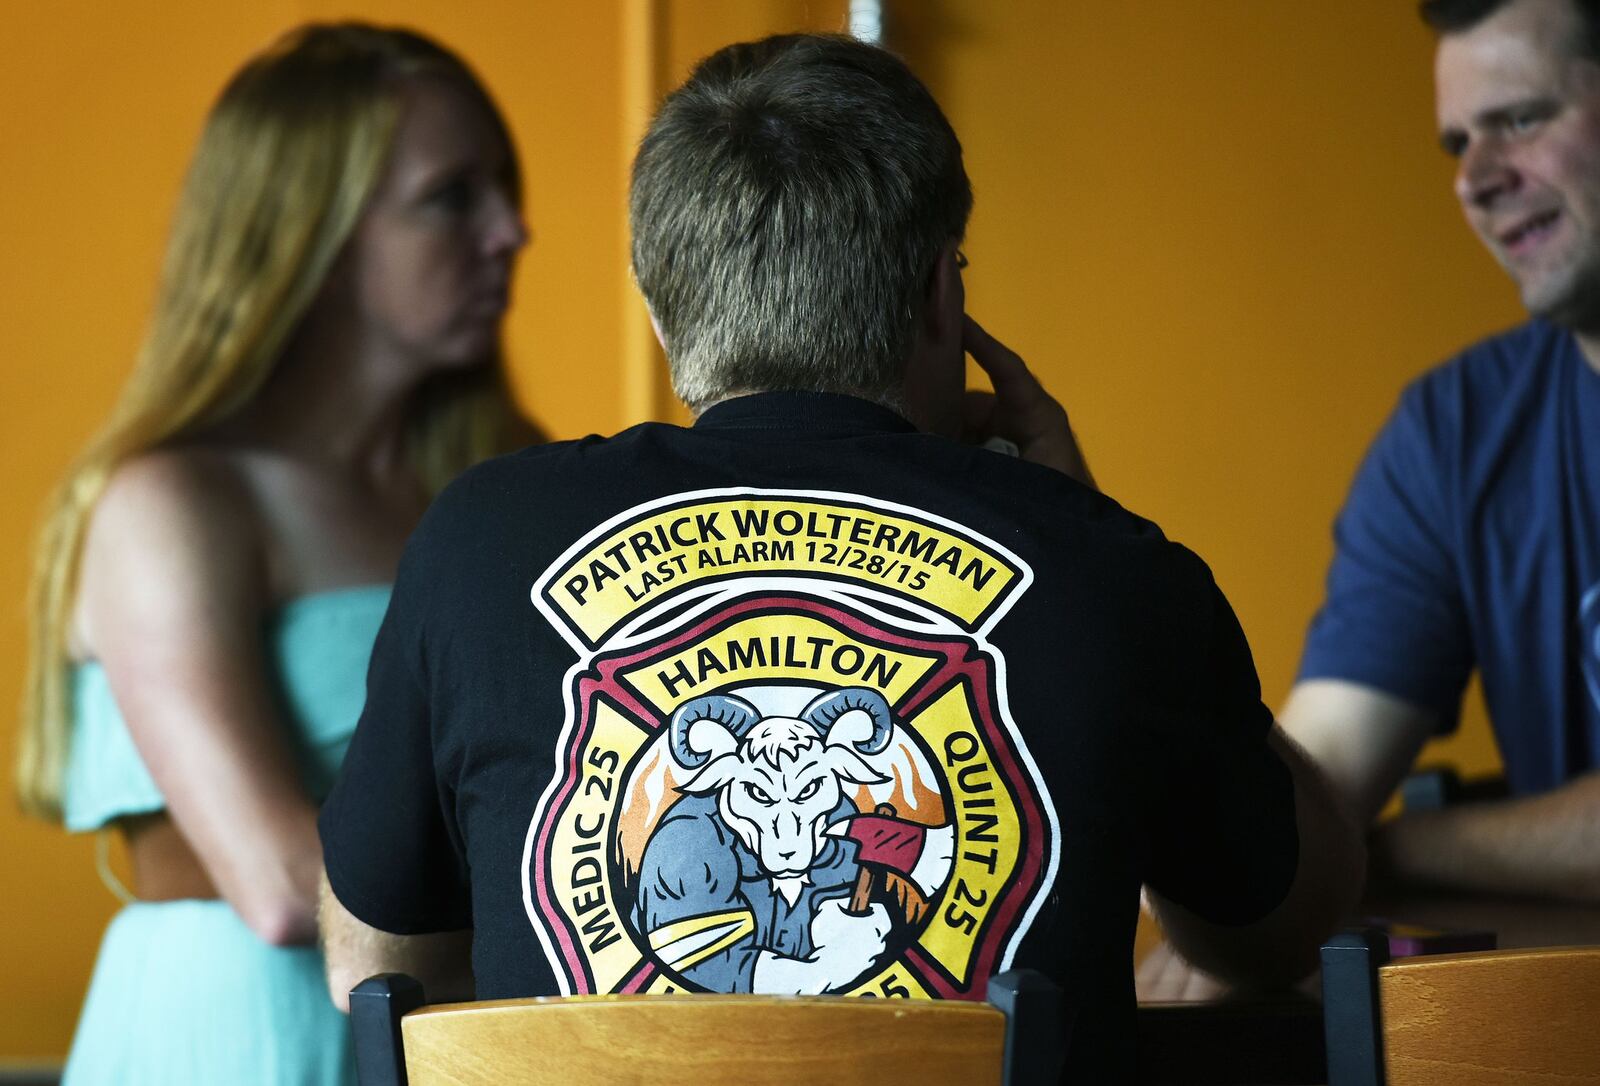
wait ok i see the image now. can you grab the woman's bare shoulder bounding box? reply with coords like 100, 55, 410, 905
90, 446, 264, 559
74, 447, 268, 657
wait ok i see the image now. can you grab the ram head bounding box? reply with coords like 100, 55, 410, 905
668, 688, 894, 880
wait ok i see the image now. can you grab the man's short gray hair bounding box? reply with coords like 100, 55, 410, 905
630, 34, 973, 411
1420, 0, 1600, 60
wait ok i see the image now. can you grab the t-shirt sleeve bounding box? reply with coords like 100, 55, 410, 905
1144, 564, 1299, 926
1296, 381, 1473, 724
318, 523, 472, 935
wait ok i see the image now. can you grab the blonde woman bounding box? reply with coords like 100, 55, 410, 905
18, 24, 535, 1084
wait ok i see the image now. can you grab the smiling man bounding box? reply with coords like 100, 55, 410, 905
1283, 0, 1600, 912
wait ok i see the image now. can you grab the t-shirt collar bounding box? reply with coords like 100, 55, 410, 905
692, 391, 918, 437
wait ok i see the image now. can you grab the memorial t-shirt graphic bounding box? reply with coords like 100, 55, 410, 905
525, 488, 1059, 999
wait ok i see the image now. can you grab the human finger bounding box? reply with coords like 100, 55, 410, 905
963, 314, 1038, 394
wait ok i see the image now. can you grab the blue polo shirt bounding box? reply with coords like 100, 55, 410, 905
1299, 320, 1600, 795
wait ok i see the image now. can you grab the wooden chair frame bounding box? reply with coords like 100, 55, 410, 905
1321, 928, 1600, 1086
351, 969, 1064, 1086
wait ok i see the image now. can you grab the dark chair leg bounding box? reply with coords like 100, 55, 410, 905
1321, 930, 1390, 1086
988, 968, 1067, 1086
350, 973, 427, 1086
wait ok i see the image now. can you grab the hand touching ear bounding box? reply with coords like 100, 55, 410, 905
961, 316, 1095, 489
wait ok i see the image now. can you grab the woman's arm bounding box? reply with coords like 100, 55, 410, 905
77, 450, 322, 945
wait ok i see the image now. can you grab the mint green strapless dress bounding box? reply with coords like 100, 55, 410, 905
60, 586, 391, 1086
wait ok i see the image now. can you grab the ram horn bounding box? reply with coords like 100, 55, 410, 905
801, 687, 894, 755
668, 693, 761, 769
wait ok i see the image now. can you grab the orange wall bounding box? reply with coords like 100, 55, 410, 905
916, 0, 1515, 784
1, 0, 1514, 1061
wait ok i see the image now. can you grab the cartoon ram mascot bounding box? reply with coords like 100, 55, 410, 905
632, 687, 954, 994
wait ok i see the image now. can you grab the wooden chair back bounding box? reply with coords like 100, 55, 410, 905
351, 970, 1063, 1086
1322, 929, 1600, 1086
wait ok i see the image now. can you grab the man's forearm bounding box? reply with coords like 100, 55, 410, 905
1371, 770, 1600, 904
318, 872, 475, 1012
1151, 729, 1367, 988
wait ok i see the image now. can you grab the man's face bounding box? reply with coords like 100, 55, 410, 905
1436, 0, 1600, 328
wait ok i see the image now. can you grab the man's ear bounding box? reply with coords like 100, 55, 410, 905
922, 243, 965, 351
900, 243, 968, 437
647, 305, 667, 351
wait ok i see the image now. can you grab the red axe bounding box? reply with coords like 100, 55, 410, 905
833, 803, 932, 916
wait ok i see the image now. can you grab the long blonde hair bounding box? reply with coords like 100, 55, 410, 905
18, 23, 532, 820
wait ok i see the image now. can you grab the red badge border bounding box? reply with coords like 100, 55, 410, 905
529, 592, 1054, 999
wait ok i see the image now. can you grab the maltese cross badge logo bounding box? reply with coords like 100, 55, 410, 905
525, 489, 1059, 999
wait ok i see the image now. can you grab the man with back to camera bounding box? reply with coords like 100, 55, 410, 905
1144, 0, 1600, 998
315, 33, 1362, 1080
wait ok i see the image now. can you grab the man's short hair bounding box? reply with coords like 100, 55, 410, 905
630, 34, 973, 411
1420, 0, 1600, 60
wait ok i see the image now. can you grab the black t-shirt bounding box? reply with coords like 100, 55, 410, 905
320, 392, 1297, 1082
